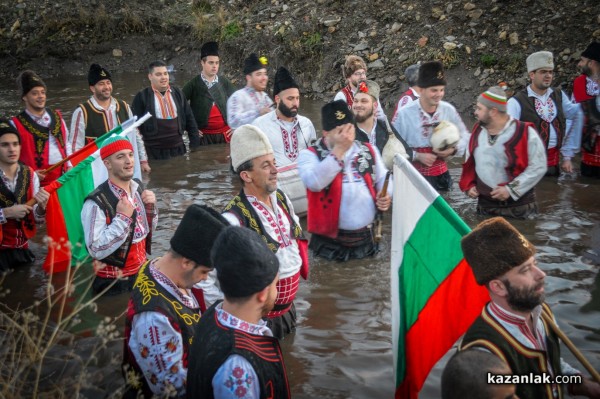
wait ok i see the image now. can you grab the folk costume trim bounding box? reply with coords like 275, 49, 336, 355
278, 118, 300, 161
15, 110, 65, 168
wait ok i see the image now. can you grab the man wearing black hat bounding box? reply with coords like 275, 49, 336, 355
393, 61, 470, 191
11, 70, 72, 187
298, 100, 391, 261
227, 53, 274, 129
460, 217, 600, 399
70, 63, 150, 172
183, 41, 236, 145
132, 60, 201, 160
575, 42, 600, 177
187, 226, 290, 399
224, 124, 307, 339
251, 66, 316, 215
123, 204, 227, 398
0, 119, 49, 273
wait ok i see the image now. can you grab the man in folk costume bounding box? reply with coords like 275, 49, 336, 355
392, 61, 470, 191
81, 137, 157, 296
391, 63, 421, 124
70, 64, 150, 172
132, 60, 201, 160
182, 41, 236, 145
252, 66, 317, 216
222, 125, 307, 339
576, 42, 600, 177
227, 53, 273, 129
507, 51, 581, 176
353, 79, 413, 157
187, 226, 291, 399
123, 204, 227, 398
459, 86, 547, 219
297, 100, 391, 261
460, 217, 600, 399
0, 120, 49, 273
334, 55, 388, 124
11, 70, 71, 187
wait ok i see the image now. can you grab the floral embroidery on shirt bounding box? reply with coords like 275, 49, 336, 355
533, 97, 557, 123
223, 366, 255, 398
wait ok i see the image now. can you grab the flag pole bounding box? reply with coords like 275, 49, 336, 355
541, 312, 600, 383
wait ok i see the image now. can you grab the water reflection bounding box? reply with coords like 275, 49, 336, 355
0, 73, 599, 398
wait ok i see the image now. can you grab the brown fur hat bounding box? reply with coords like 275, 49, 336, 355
461, 217, 536, 285
343, 55, 367, 78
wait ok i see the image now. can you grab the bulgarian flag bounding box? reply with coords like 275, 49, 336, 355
42, 114, 151, 274
390, 155, 489, 398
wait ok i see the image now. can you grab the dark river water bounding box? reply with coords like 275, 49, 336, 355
0, 71, 599, 398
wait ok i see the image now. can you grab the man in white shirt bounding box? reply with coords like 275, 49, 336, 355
298, 100, 391, 261
81, 137, 156, 295
227, 54, 273, 129
222, 124, 307, 339
123, 204, 227, 398
252, 66, 316, 215
391, 63, 421, 123
187, 226, 290, 399
507, 51, 582, 176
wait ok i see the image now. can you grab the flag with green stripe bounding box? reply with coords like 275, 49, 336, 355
390, 155, 489, 398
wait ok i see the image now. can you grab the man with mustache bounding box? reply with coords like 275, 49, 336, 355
252, 66, 316, 215
70, 64, 150, 172
460, 217, 600, 399
507, 51, 582, 176
132, 60, 201, 160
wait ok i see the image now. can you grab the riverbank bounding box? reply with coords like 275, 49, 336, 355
1, 0, 599, 113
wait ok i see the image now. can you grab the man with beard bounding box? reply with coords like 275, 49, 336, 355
81, 137, 157, 296
575, 42, 600, 177
353, 79, 412, 157
222, 125, 307, 339
70, 64, 150, 172
183, 41, 236, 145
132, 60, 201, 160
11, 70, 71, 187
187, 226, 290, 399
507, 51, 581, 176
393, 61, 470, 191
298, 100, 391, 261
227, 54, 273, 129
252, 66, 316, 215
391, 64, 421, 124
460, 217, 600, 399
334, 55, 388, 124
459, 86, 547, 219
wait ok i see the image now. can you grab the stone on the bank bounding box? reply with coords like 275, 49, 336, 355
468, 9, 483, 20
384, 75, 397, 84
417, 36, 428, 47
443, 42, 457, 50
509, 32, 519, 45
398, 53, 409, 62
368, 59, 384, 69
322, 16, 341, 27
112, 49, 123, 57
391, 22, 402, 33
354, 42, 369, 51
368, 53, 379, 61
464, 2, 476, 10
474, 67, 481, 77
11, 19, 20, 33
499, 31, 507, 40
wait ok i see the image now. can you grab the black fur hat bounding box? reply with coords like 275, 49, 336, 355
243, 53, 268, 75
321, 100, 354, 131
17, 70, 46, 97
417, 61, 447, 88
201, 41, 219, 59
88, 63, 112, 86
273, 67, 299, 97
0, 118, 19, 143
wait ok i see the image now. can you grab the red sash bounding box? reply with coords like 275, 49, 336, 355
203, 104, 231, 141
546, 147, 559, 167
582, 140, 600, 166
413, 147, 448, 176
94, 239, 147, 278
267, 271, 300, 319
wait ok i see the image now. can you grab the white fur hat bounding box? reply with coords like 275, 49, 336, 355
430, 121, 460, 152
526, 51, 554, 73
230, 125, 274, 172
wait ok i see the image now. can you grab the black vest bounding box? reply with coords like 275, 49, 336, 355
80, 99, 130, 138
580, 97, 600, 153
186, 302, 291, 399
461, 303, 563, 399
223, 189, 304, 253
123, 260, 203, 398
513, 88, 565, 150
85, 180, 143, 267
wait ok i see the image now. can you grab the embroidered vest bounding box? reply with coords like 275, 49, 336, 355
580, 97, 600, 154
461, 303, 563, 399
12, 109, 68, 185
306, 140, 377, 238
123, 260, 205, 398
85, 180, 145, 268
223, 189, 303, 253
513, 89, 565, 150
0, 163, 36, 246
341, 85, 354, 108
80, 99, 130, 138
186, 302, 291, 399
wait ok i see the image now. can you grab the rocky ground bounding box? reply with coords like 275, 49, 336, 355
1, 0, 599, 114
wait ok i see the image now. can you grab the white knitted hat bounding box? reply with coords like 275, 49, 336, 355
230, 125, 274, 172
526, 51, 554, 73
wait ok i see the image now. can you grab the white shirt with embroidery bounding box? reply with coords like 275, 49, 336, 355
128, 260, 200, 397
391, 87, 420, 124
212, 303, 273, 399
226, 87, 273, 129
